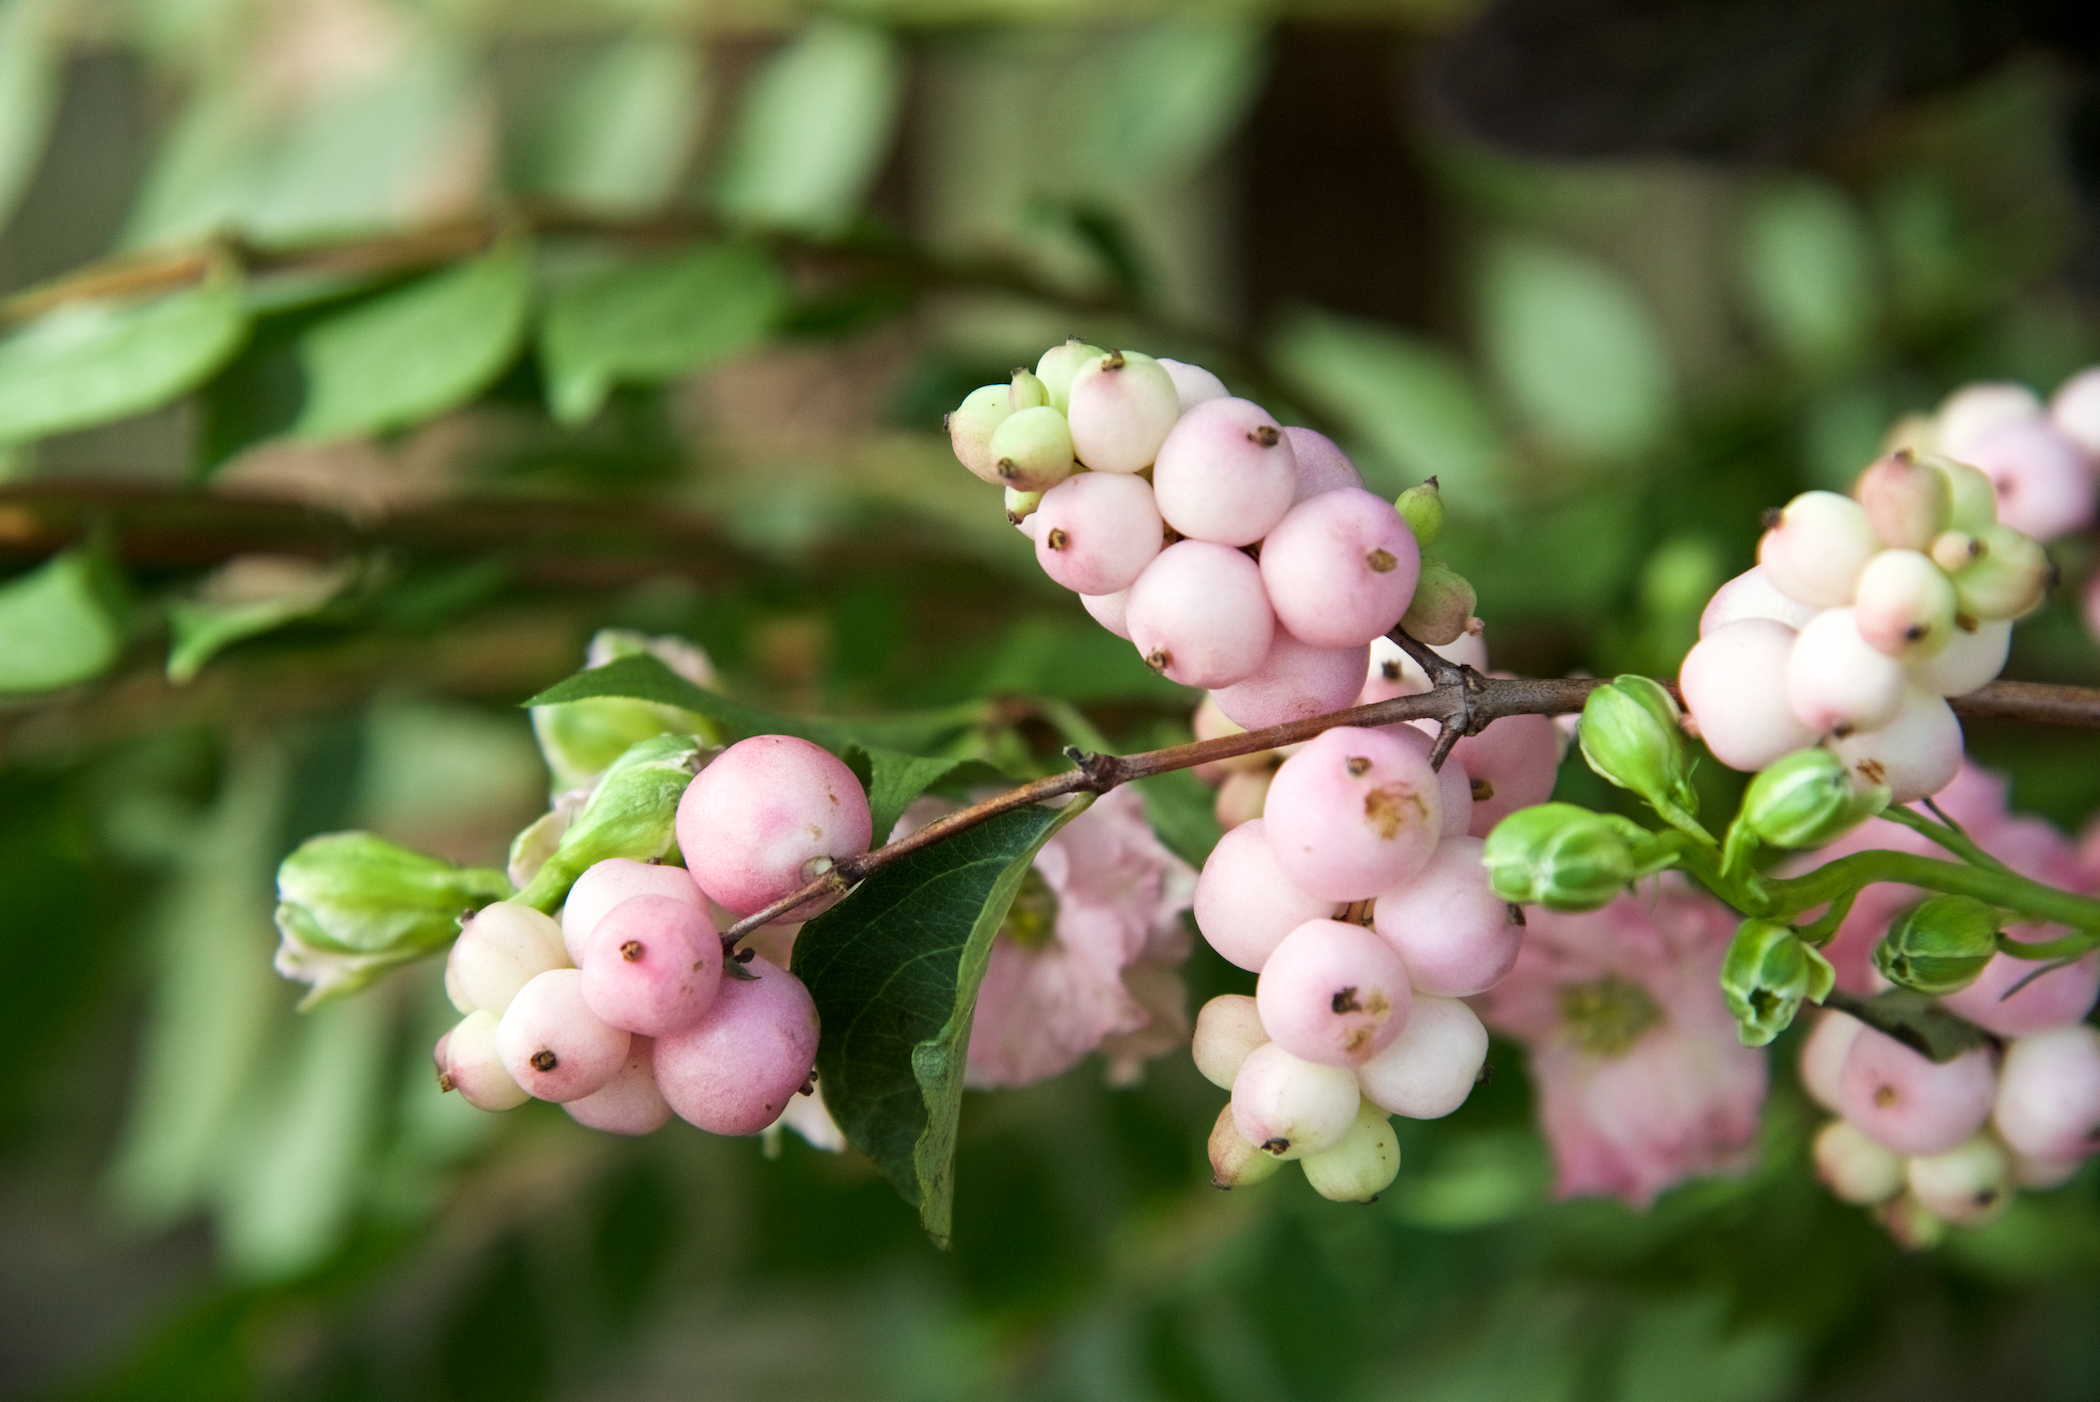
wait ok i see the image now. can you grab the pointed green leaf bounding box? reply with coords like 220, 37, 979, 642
529, 34, 705, 216
843, 744, 1016, 847
0, 273, 248, 442
522, 653, 986, 758
293, 240, 531, 440
0, 548, 125, 693
793, 797, 1091, 1245
540, 241, 786, 425
166, 558, 355, 683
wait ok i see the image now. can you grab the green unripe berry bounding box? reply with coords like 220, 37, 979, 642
988, 405, 1078, 492
1398, 557, 1475, 646
1035, 338, 1106, 414
1394, 478, 1444, 546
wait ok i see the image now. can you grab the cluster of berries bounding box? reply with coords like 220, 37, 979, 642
1680, 451, 2051, 804
434, 735, 870, 1137
1895, 371, 2100, 545
948, 342, 1442, 729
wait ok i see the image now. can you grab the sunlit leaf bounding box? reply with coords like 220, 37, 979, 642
1740, 179, 1879, 369
0, 548, 126, 693
793, 797, 1090, 1246
539, 242, 786, 425
0, 0, 65, 231
0, 272, 248, 442
530, 34, 705, 216
292, 239, 531, 440
1058, 17, 1266, 192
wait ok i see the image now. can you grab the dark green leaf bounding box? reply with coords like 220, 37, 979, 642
294, 240, 531, 440
165, 560, 355, 684
843, 745, 1017, 846
1132, 768, 1222, 871
0, 548, 125, 693
522, 653, 986, 757
540, 242, 787, 425
1823, 987, 1993, 1064
793, 798, 1089, 1245
0, 272, 248, 442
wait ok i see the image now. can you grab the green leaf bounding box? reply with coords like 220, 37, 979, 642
842, 745, 1018, 848
523, 653, 987, 758
0, 272, 248, 442
0, 548, 125, 693
166, 558, 355, 684
0, 0, 66, 232
1739, 178, 1878, 370
793, 798, 1090, 1245
1270, 306, 1506, 506
1479, 237, 1672, 461
529, 34, 705, 217
1824, 987, 1992, 1064
1057, 17, 1265, 192
709, 19, 902, 234
540, 241, 787, 425
293, 240, 531, 440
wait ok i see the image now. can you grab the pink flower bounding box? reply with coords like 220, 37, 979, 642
961, 788, 1196, 1089
1472, 877, 1768, 1207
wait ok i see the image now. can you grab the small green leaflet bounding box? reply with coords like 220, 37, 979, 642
792, 798, 1090, 1246
293, 240, 531, 441
0, 548, 125, 693
522, 653, 986, 759
0, 272, 248, 443
539, 242, 787, 426
1823, 987, 1992, 1064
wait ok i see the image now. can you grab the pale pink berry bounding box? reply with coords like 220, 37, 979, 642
2049, 365, 2100, 456
1281, 426, 1365, 501
1371, 836, 1520, 997
1262, 726, 1442, 902
1157, 357, 1228, 412
653, 958, 820, 1136
1787, 607, 1907, 734
1698, 565, 1817, 636
1757, 491, 1880, 607
561, 857, 705, 962
1679, 619, 1818, 770
1853, 549, 1958, 658
1080, 587, 1132, 640
1214, 768, 1272, 831
1856, 451, 1954, 551
1829, 686, 1961, 803
1126, 541, 1276, 689
1150, 397, 1298, 546
1813, 1118, 1906, 1204
1449, 713, 1562, 838
1938, 382, 2043, 458
1835, 1024, 1996, 1156
1388, 724, 1473, 840
1910, 618, 2011, 697
1191, 819, 1336, 971
1065, 350, 1181, 473
1906, 1134, 2012, 1226
442, 1010, 530, 1111
497, 968, 632, 1103
1192, 993, 1269, 1089
1963, 416, 2095, 541
448, 902, 570, 1016
1798, 1010, 1861, 1113
676, 735, 872, 918
1033, 472, 1165, 595
1256, 918, 1413, 1066
1211, 629, 1369, 731
1258, 488, 1421, 648
1354, 994, 1488, 1119
1939, 937, 2100, 1037
1992, 1024, 2100, 1163
577, 895, 723, 1036
1229, 1041, 1361, 1159
563, 1038, 673, 1135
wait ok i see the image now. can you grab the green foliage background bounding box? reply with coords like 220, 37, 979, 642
2, 1, 2099, 1398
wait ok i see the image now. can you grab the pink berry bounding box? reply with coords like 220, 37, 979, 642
1126, 541, 1276, 689
1788, 607, 1907, 734
578, 894, 723, 1036
448, 902, 570, 1016
1281, 426, 1364, 501
1829, 687, 1961, 803
1065, 350, 1181, 473
563, 1038, 673, 1135
653, 957, 820, 1136
1939, 382, 2042, 457
1157, 357, 1228, 412
1210, 629, 1369, 730
561, 857, 705, 962
1370, 836, 1519, 996
1262, 726, 1442, 901
1680, 619, 1818, 770
1229, 1041, 1361, 1159
1258, 488, 1421, 649
1835, 1023, 1996, 1156
1992, 1025, 2100, 1162
1798, 1010, 1861, 1113
1939, 937, 2099, 1037
1080, 587, 1132, 640
2049, 365, 2100, 455
1151, 397, 1298, 546
1963, 417, 2095, 541
442, 1010, 530, 1111
1191, 819, 1336, 971
1192, 993, 1270, 1088
1214, 768, 1272, 831
676, 735, 872, 918
1032, 472, 1166, 595
1757, 491, 1880, 607
1449, 713, 1561, 838
1255, 918, 1413, 1066
497, 968, 632, 1103
1354, 994, 1488, 1119
1387, 723, 1473, 839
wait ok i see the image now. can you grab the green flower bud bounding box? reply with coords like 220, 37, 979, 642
1398, 557, 1477, 646
1578, 676, 1705, 836
1394, 477, 1444, 547
273, 833, 512, 1007
515, 733, 708, 911
1873, 895, 2001, 995
1742, 748, 1889, 849
1483, 803, 1665, 912
530, 630, 720, 792
1720, 919, 1835, 1046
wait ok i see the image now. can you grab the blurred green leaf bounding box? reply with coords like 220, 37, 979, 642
1270, 306, 1506, 506
292, 240, 531, 440
794, 797, 1088, 1246
710, 20, 902, 234
539, 241, 786, 425
0, 273, 247, 442
843, 745, 1011, 851
524, 653, 989, 758
1617, 1294, 1800, 1402
0, 547, 126, 693
1480, 237, 1672, 460
1740, 179, 1879, 370
1058, 18, 1265, 192
166, 557, 355, 684
0, 0, 65, 231
530, 34, 704, 216
1823, 987, 1990, 1064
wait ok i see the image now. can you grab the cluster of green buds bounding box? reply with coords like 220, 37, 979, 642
1392, 479, 1477, 646
514, 732, 710, 911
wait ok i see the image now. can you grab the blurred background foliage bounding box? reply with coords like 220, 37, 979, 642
3, 0, 2100, 1397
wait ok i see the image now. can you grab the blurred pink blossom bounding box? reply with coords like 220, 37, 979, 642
1472, 877, 1767, 1207
957, 788, 1196, 1089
